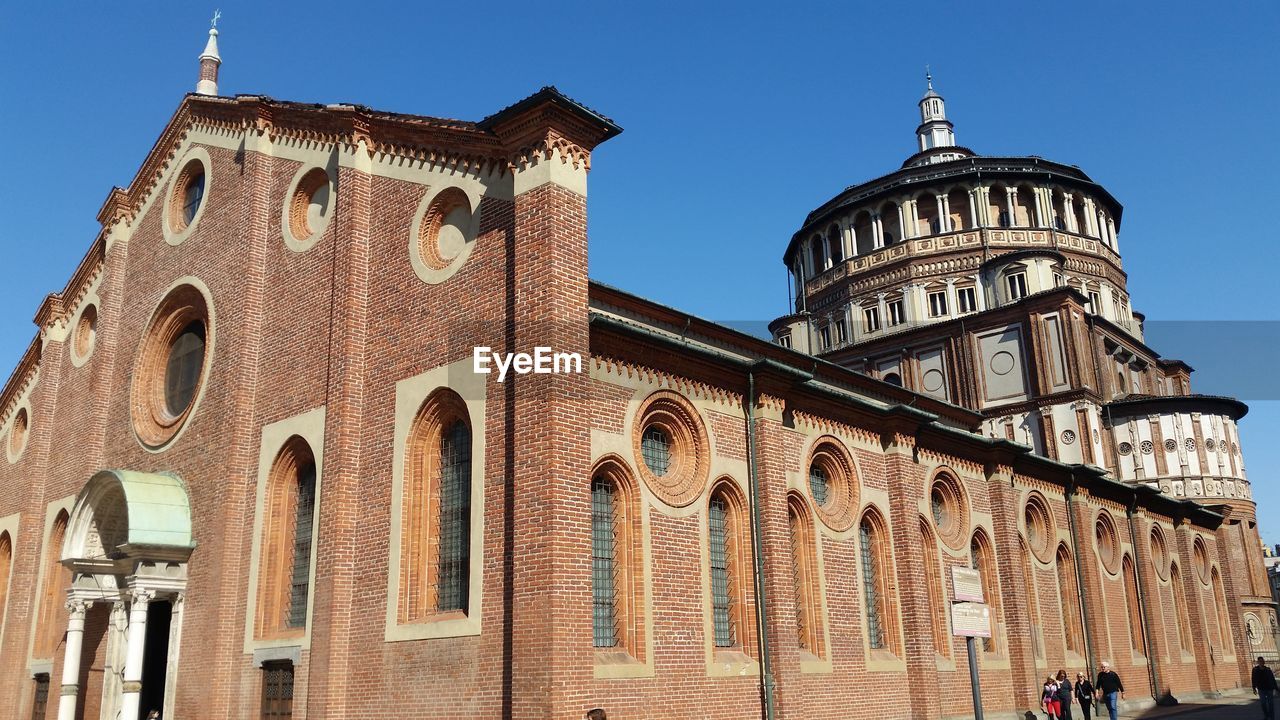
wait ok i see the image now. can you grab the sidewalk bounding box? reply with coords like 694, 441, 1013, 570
1120, 691, 1258, 719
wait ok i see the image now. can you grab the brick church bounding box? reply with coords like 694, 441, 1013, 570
0, 25, 1270, 720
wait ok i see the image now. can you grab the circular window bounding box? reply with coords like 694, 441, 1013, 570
71, 304, 98, 365
1140, 440, 1154, 455
1061, 429, 1076, 445
1193, 537, 1210, 584
1024, 492, 1055, 563
1205, 438, 1216, 452
170, 160, 205, 233
1118, 442, 1133, 456
7, 407, 29, 461
930, 472, 969, 550
1185, 438, 1197, 452
1164, 438, 1177, 453
806, 438, 858, 531
631, 391, 708, 507
283, 167, 334, 251
131, 282, 213, 450
1095, 511, 1121, 575
411, 186, 480, 285
1149, 525, 1169, 580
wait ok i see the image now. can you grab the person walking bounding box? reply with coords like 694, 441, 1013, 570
1095, 661, 1124, 720
1055, 669, 1074, 720
1075, 672, 1095, 720
1254, 656, 1278, 720
1042, 674, 1061, 720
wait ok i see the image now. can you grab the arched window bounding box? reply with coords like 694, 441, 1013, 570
859, 510, 899, 655
826, 225, 843, 264
987, 186, 1009, 228
970, 530, 1001, 654
788, 495, 824, 658
401, 389, 473, 623
1072, 194, 1091, 237
708, 480, 754, 655
1211, 567, 1233, 650
1056, 544, 1084, 654
591, 462, 643, 659
947, 188, 971, 231
853, 211, 875, 255
1170, 562, 1192, 652
1122, 555, 1144, 653
915, 195, 940, 237
879, 202, 901, 245
1019, 535, 1042, 659
35, 511, 70, 658
810, 236, 826, 275
1014, 184, 1038, 227
256, 437, 318, 638
921, 519, 949, 657
0, 531, 11, 650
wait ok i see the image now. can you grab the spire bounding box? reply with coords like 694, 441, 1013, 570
195, 10, 221, 96
915, 69, 955, 153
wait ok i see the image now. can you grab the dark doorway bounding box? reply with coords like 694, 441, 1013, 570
137, 599, 172, 720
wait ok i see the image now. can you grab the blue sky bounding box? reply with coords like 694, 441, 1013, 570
2, 3, 1278, 537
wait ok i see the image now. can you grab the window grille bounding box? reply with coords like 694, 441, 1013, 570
971, 539, 994, 652
287, 461, 316, 628
260, 661, 294, 719
30, 674, 49, 720
182, 172, 205, 224
165, 321, 205, 415
859, 520, 885, 649
931, 492, 947, 530
709, 496, 735, 648
789, 510, 810, 651
641, 426, 671, 476
437, 420, 471, 613
591, 477, 618, 648
809, 464, 829, 506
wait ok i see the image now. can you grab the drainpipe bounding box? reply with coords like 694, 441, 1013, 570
1126, 500, 1167, 704
1065, 473, 1097, 678
746, 369, 777, 720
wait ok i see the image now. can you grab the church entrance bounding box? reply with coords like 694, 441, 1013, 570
137, 599, 172, 719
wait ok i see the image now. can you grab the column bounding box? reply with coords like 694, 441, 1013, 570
974, 275, 987, 311
896, 204, 907, 244
56, 599, 90, 720
906, 198, 919, 238
1033, 188, 1047, 227
1063, 195, 1077, 232
935, 194, 946, 233
945, 278, 958, 317
1006, 189, 1017, 228
1082, 197, 1098, 236
940, 194, 953, 232
975, 185, 990, 226
1107, 217, 1118, 251
842, 218, 855, 258
120, 588, 155, 720
872, 213, 884, 249
967, 188, 979, 229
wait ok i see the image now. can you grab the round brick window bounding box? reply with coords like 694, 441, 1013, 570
1024, 492, 1054, 563
169, 159, 206, 234
631, 391, 708, 508
1193, 537, 1210, 584
7, 407, 29, 461
282, 166, 334, 251
930, 472, 969, 550
72, 304, 98, 364
410, 186, 480, 285
1095, 511, 1121, 575
806, 438, 858, 531
1150, 525, 1170, 581
131, 283, 213, 449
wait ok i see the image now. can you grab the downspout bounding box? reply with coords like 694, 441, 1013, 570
746, 369, 777, 720
1064, 473, 1097, 677
1126, 500, 1167, 704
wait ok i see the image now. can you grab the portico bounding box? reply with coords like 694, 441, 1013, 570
56, 470, 193, 720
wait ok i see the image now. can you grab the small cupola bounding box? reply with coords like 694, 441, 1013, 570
195, 11, 222, 96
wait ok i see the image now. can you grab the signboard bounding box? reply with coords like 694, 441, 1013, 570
952, 602, 992, 638
951, 566, 984, 602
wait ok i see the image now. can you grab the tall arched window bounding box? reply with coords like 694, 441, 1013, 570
970, 531, 1001, 654
708, 480, 754, 655
921, 519, 949, 657
788, 495, 824, 659
35, 511, 70, 658
0, 531, 11, 651
1019, 535, 1042, 659
1056, 544, 1084, 654
947, 188, 972, 231
1122, 555, 1144, 653
401, 389, 474, 623
591, 461, 642, 659
256, 437, 318, 638
859, 510, 899, 655
1170, 563, 1192, 653
1014, 184, 1038, 227
1211, 568, 1233, 650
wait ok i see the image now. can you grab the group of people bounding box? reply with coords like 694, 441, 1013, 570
1040, 662, 1125, 720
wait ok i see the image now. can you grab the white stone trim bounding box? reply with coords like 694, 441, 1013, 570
0, 512, 19, 656
407, 183, 485, 286
27, 495, 76, 666
280, 160, 337, 253
385, 356, 487, 641
162, 146, 213, 246
242, 406, 327, 654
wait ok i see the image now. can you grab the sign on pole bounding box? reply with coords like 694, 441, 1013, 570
951, 566, 984, 602
951, 601, 992, 638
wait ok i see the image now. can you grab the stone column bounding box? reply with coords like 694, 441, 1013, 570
872, 213, 884, 249
1063, 194, 1077, 232
941, 194, 953, 232
896, 204, 907, 244
967, 188, 979, 229
120, 588, 155, 720
56, 599, 90, 720
1006, 189, 1017, 228
906, 198, 919, 238
935, 194, 946, 233
1107, 217, 1119, 251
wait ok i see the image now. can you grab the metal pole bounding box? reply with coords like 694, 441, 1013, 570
967, 636, 984, 720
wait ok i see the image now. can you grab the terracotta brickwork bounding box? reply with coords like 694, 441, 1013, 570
0, 87, 1256, 720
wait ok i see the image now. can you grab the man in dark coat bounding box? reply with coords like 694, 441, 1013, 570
1255, 656, 1277, 720
1095, 661, 1124, 720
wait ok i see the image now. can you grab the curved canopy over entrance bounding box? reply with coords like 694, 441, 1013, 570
62, 469, 195, 569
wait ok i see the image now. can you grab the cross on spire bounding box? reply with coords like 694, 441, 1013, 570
211, 9, 221, 28
926, 65, 933, 90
